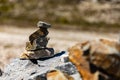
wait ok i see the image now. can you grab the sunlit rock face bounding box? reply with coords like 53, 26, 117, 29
0, 52, 82, 80
68, 38, 120, 80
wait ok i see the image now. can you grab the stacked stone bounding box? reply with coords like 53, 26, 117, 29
20, 21, 54, 59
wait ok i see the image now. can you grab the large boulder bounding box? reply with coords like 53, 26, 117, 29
0, 52, 81, 80
68, 38, 120, 80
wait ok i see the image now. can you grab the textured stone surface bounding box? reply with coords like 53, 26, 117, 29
26, 38, 49, 51
1, 52, 81, 80
47, 70, 74, 80
68, 42, 98, 80
89, 39, 120, 79
20, 21, 54, 59
20, 48, 54, 59
68, 38, 120, 80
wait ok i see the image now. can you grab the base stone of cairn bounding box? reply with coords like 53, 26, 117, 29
0, 52, 82, 80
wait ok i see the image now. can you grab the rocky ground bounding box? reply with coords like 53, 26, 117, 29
0, 52, 82, 80
0, 25, 119, 70
1, 28, 120, 80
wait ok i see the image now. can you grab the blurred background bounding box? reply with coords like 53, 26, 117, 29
0, 0, 120, 31
0, 0, 120, 69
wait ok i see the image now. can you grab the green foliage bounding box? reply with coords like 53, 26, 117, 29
54, 16, 69, 24
47, 0, 80, 5
0, 0, 14, 15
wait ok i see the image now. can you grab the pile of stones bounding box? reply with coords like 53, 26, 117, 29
0, 21, 82, 80
20, 21, 54, 59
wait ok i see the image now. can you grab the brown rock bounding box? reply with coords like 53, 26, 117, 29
89, 39, 120, 79
29, 21, 50, 45
20, 48, 54, 59
68, 39, 120, 80
29, 28, 49, 45
47, 70, 74, 80
20, 21, 54, 59
68, 42, 99, 80
26, 37, 49, 51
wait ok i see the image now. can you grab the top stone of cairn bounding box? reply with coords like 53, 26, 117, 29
37, 21, 51, 28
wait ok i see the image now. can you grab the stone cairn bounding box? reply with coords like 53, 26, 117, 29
20, 21, 54, 59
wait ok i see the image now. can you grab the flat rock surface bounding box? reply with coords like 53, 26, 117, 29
0, 52, 81, 80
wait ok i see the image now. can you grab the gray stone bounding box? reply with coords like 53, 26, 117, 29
25, 48, 54, 59
37, 21, 51, 28
55, 62, 78, 75
1, 52, 82, 80
28, 73, 47, 80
